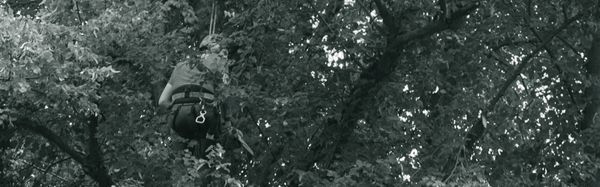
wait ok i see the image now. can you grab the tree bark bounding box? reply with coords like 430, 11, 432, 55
13, 118, 114, 186
84, 116, 114, 187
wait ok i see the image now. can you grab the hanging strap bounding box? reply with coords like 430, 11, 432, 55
209, 0, 217, 35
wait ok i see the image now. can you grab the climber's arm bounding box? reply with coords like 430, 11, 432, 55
158, 83, 174, 109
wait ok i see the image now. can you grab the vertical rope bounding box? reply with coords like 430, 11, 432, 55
209, 0, 216, 35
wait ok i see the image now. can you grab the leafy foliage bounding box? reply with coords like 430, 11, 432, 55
2, 0, 600, 186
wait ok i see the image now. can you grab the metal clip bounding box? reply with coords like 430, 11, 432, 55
195, 104, 207, 124
195, 110, 207, 124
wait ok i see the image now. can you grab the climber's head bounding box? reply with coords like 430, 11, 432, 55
199, 34, 223, 53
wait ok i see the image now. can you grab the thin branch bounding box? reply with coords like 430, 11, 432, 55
524, 14, 582, 110
553, 63, 579, 107
486, 12, 583, 111
557, 36, 583, 60
357, 0, 384, 34
561, 0, 569, 21
394, 3, 480, 47
526, 0, 533, 17
21, 160, 69, 182
74, 0, 84, 26
244, 106, 274, 157
438, 0, 448, 20
528, 26, 580, 109
43, 157, 70, 174
486, 49, 512, 68
466, 12, 584, 151
307, 2, 334, 34
442, 148, 461, 183
490, 39, 537, 51
519, 77, 530, 98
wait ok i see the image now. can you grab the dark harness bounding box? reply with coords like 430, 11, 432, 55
171, 85, 214, 104
168, 84, 220, 141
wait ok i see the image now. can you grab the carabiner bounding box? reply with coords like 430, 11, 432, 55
195, 110, 207, 124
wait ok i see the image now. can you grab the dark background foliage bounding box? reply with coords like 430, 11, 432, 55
1, 0, 600, 186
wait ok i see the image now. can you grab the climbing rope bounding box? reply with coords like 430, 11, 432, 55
209, 0, 217, 35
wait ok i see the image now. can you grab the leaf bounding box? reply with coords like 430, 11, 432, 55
17, 81, 30, 93
482, 115, 487, 128
32, 66, 41, 74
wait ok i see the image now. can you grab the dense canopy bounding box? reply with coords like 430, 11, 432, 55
2, 0, 600, 186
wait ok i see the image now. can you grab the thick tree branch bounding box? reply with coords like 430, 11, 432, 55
363, 3, 479, 82
85, 116, 114, 187
13, 117, 114, 187
13, 118, 87, 164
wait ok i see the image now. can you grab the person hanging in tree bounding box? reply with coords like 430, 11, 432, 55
159, 34, 228, 157
159, 34, 253, 158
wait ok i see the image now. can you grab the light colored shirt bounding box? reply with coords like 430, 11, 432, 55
168, 62, 206, 90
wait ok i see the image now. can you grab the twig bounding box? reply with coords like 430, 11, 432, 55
557, 36, 583, 60
21, 160, 69, 182
518, 77, 530, 98
74, 0, 83, 26
394, 3, 479, 47
439, 0, 448, 20
524, 12, 581, 110
244, 106, 273, 156
443, 146, 463, 183
305, 0, 334, 34
356, 0, 384, 34
42, 157, 71, 181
